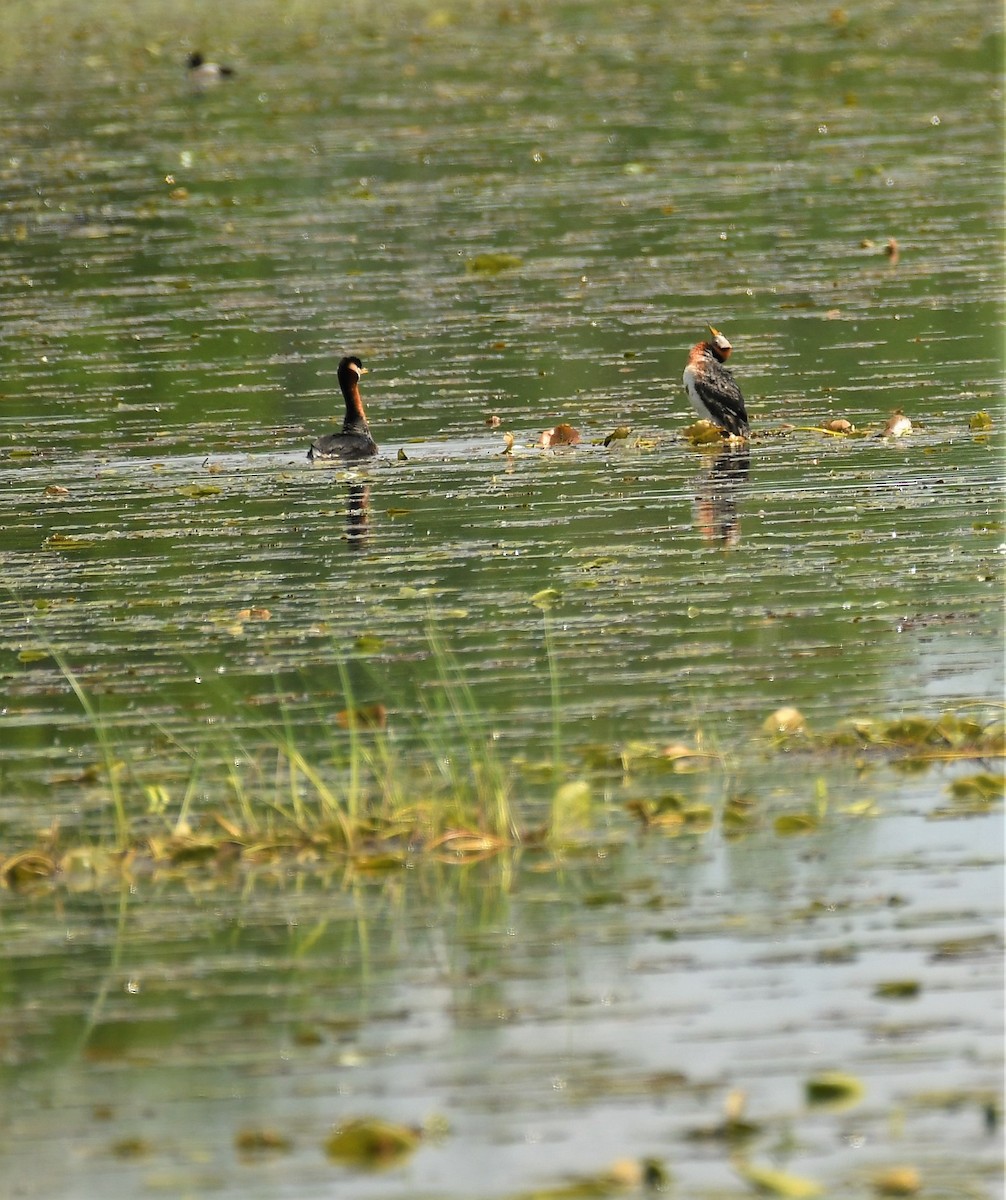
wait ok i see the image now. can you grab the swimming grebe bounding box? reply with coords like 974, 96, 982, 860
682, 325, 750, 438
187, 52, 235, 91
307, 356, 378, 461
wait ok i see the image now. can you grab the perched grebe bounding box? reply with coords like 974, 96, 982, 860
682, 325, 750, 438
307, 356, 378, 461
187, 52, 235, 91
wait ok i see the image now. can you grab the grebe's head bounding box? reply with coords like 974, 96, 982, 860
706, 325, 732, 362
338, 355, 367, 381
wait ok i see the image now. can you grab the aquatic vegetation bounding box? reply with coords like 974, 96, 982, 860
324, 1116, 423, 1168
736, 1162, 823, 1198
805, 1071, 865, 1110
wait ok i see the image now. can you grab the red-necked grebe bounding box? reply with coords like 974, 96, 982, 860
307, 356, 378, 461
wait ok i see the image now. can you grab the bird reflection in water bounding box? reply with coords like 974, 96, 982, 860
346, 483, 370, 549
693, 447, 750, 548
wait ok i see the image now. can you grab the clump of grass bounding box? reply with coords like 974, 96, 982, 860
2, 593, 1002, 892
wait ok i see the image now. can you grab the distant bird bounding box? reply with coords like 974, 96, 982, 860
308, 356, 378, 461
187, 51, 235, 91
682, 325, 750, 438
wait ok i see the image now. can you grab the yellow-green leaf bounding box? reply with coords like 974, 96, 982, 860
738, 1163, 823, 1198
324, 1117, 421, 1167
466, 252, 522, 275
805, 1070, 864, 1109
530, 587, 561, 611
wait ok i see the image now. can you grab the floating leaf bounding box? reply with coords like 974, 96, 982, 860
763, 707, 807, 736
236, 607, 271, 621
110, 1136, 153, 1158
947, 772, 1004, 802
335, 704, 388, 730
774, 812, 820, 836
45, 532, 96, 550
17, 649, 49, 663
880, 410, 912, 438
396, 447, 408, 461
323, 1117, 421, 1168
3, 852, 57, 889
235, 1128, 293, 1154
466, 251, 522, 275
603, 425, 632, 446
501, 431, 514, 456
820, 418, 855, 433
530, 587, 561, 611
737, 1163, 823, 1198
805, 1070, 864, 1109
354, 634, 383, 653
872, 1166, 921, 1196
683, 419, 724, 445
538, 423, 580, 449
551, 779, 592, 840
44, 484, 70, 497
931, 933, 999, 960
874, 980, 920, 1000
178, 484, 222, 498
968, 410, 992, 431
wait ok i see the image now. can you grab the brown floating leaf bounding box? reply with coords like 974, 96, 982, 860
236, 607, 271, 621
501, 431, 514, 456
538, 423, 580, 449
820, 418, 855, 433
335, 703, 388, 730
485, 413, 502, 427
884, 237, 900, 265
880, 410, 912, 438
44, 484, 70, 497
110, 1137, 153, 1159
235, 1128, 293, 1154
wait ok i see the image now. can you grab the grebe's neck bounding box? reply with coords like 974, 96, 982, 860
341, 376, 370, 436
